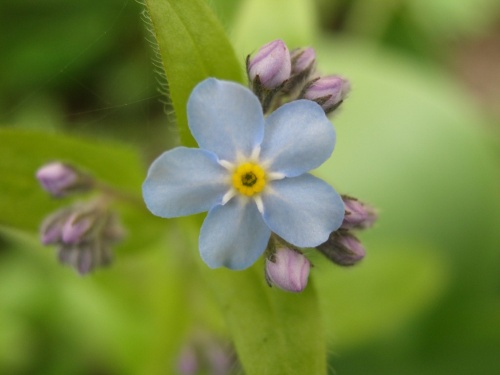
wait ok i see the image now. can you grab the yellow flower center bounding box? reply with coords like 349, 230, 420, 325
232, 162, 266, 196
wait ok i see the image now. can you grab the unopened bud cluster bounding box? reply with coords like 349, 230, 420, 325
247, 39, 350, 114
265, 195, 377, 292
316, 196, 377, 267
36, 162, 124, 275
248, 41, 375, 292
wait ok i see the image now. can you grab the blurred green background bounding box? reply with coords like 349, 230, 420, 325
1, 0, 499, 374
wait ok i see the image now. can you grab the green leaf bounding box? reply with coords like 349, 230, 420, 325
212, 268, 326, 374
0, 128, 160, 253
180, 219, 327, 375
142, 0, 244, 147
311, 241, 448, 349
0, 227, 191, 375
312, 38, 500, 350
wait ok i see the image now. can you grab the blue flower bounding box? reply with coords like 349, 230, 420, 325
143, 78, 344, 270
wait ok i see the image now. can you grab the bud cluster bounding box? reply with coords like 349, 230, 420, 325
264, 195, 377, 292
315, 195, 377, 267
36, 162, 124, 275
246, 39, 350, 114
248, 41, 375, 291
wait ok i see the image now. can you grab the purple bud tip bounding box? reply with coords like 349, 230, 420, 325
341, 196, 378, 230
248, 39, 291, 89
316, 231, 366, 266
40, 208, 72, 245
61, 213, 92, 244
338, 235, 366, 264
291, 47, 316, 75
41, 226, 62, 245
265, 248, 310, 293
36, 162, 79, 197
303, 75, 350, 112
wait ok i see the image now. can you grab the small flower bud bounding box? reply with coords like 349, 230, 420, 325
291, 47, 316, 76
248, 39, 291, 89
75, 244, 94, 275
302, 75, 350, 113
40, 207, 72, 245
61, 211, 94, 244
36, 162, 92, 197
41, 200, 122, 275
341, 196, 377, 230
316, 231, 366, 266
265, 248, 310, 293
57, 240, 113, 276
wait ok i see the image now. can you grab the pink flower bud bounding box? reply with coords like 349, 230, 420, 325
61, 212, 93, 244
76, 244, 94, 276
303, 75, 350, 113
341, 196, 377, 230
265, 248, 310, 293
41, 200, 123, 275
40, 208, 72, 245
57, 239, 113, 275
36, 162, 78, 197
291, 47, 316, 75
316, 231, 366, 266
36, 162, 92, 197
248, 39, 291, 89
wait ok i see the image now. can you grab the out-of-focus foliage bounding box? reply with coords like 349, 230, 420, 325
1, 0, 499, 374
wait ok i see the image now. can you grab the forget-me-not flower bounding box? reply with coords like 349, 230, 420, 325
143, 78, 345, 270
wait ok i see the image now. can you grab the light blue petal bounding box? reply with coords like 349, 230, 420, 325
199, 198, 271, 270
262, 174, 344, 247
260, 100, 335, 177
143, 147, 228, 218
187, 78, 264, 162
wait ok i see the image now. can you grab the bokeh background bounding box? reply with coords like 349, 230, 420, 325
1, 0, 499, 374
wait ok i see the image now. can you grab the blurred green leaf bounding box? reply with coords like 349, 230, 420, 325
208, 0, 244, 26
231, 0, 317, 57
0, 1, 132, 92
142, 0, 244, 147
0, 227, 191, 375
313, 38, 500, 360
315, 39, 499, 267
312, 241, 448, 348
407, 0, 500, 37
